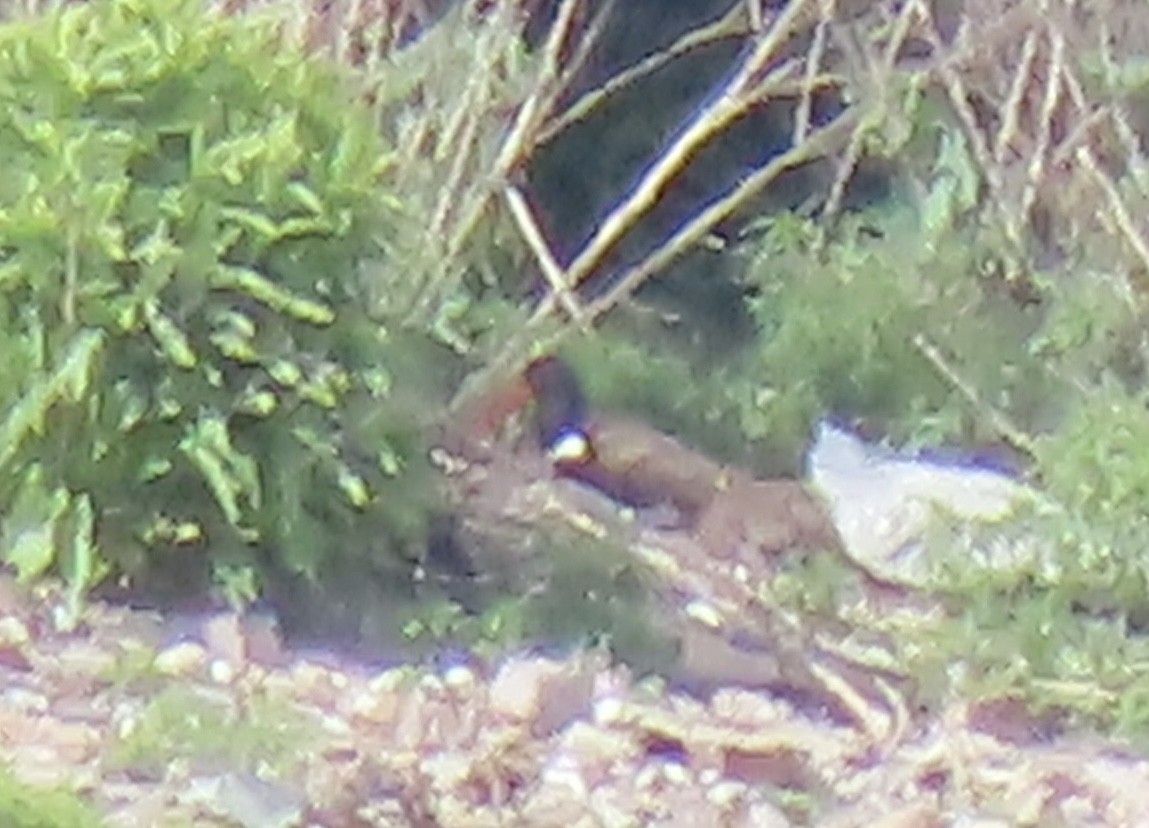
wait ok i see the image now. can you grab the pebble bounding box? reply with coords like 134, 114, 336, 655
0, 616, 30, 645
153, 642, 207, 676
209, 659, 235, 684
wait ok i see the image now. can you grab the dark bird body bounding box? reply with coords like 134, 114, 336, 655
524, 356, 705, 514
522, 356, 841, 552
438, 355, 854, 701
523, 356, 590, 460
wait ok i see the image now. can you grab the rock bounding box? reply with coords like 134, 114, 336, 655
153, 642, 207, 677
489, 655, 598, 737
186, 772, 305, 828
201, 609, 287, 671
0, 616, 32, 672
695, 473, 842, 560
808, 423, 1045, 587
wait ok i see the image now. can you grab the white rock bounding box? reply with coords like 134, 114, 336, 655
153, 642, 207, 676
0, 616, 30, 645
808, 422, 1049, 587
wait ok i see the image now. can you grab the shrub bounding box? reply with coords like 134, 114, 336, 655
0, 765, 105, 828
0, 0, 443, 623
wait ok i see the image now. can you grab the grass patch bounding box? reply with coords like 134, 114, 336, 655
0, 765, 105, 828
109, 685, 319, 778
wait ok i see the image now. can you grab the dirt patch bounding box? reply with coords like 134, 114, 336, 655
3, 574, 1149, 827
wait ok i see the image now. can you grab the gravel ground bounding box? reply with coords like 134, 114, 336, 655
4, 571, 1149, 827
4, 423, 1149, 827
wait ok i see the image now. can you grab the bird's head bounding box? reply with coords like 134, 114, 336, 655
523, 355, 593, 465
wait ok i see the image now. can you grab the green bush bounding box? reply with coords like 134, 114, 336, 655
737, 206, 1059, 454
560, 334, 776, 468
0, 0, 444, 621
727, 196, 1149, 735
0, 766, 104, 828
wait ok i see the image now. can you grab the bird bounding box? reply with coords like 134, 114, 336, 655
522, 355, 593, 464
522, 355, 842, 554
523, 355, 729, 523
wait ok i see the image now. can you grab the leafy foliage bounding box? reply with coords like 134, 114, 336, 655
0, 766, 105, 828
738, 205, 1058, 454
727, 186, 1149, 735
408, 513, 676, 672
0, 0, 447, 619
108, 685, 315, 776
560, 332, 787, 469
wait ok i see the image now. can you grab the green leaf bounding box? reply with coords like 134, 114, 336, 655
178, 412, 261, 538
212, 265, 335, 326
2, 466, 71, 583
921, 129, 979, 246
286, 181, 324, 215
212, 563, 260, 610
336, 463, 371, 509
0, 329, 105, 473
57, 493, 110, 631
144, 300, 197, 369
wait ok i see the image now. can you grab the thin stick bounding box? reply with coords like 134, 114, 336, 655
466, 101, 862, 401
585, 105, 861, 323
912, 334, 1036, 458
793, 0, 833, 146
538, 3, 750, 146
547, 0, 816, 302
404, 0, 589, 324
503, 185, 587, 326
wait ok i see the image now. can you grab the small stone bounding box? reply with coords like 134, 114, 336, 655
367, 667, 411, 695
594, 696, 625, 725
0, 643, 31, 672
289, 662, 332, 695
540, 762, 588, 799
318, 712, 353, 737
635, 764, 658, 790
209, 659, 235, 684
0, 616, 30, 645
258, 672, 297, 698
187, 773, 305, 828
349, 686, 400, 725
3, 688, 49, 714
560, 721, 637, 771
489, 656, 595, 737
153, 642, 206, 676
443, 665, 476, 692
745, 801, 792, 828
520, 771, 590, 825
684, 599, 724, 629
706, 780, 746, 807
202, 613, 246, 669
489, 659, 557, 721
662, 761, 691, 785
55, 640, 116, 677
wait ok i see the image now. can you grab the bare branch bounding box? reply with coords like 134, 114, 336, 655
503, 185, 588, 327
1077, 145, 1149, 296
793, 0, 834, 146
460, 101, 862, 403
538, 2, 751, 146
584, 105, 862, 323
552, 4, 815, 299
912, 334, 1036, 460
